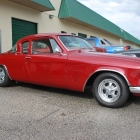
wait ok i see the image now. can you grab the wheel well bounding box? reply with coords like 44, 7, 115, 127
0, 65, 12, 80
84, 70, 129, 91
0, 65, 7, 70
0, 65, 6, 72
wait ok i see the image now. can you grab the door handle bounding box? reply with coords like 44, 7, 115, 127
25, 57, 32, 59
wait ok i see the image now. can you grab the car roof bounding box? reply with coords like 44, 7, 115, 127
16, 33, 82, 43
24, 33, 73, 38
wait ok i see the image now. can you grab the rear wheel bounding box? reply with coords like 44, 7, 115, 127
0, 66, 11, 87
92, 73, 129, 108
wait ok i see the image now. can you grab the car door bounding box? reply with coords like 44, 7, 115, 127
5, 40, 30, 82
25, 37, 67, 88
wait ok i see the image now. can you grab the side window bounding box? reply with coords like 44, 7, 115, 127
31, 38, 53, 54
22, 42, 29, 54
103, 39, 112, 45
100, 40, 106, 45
100, 38, 111, 46
50, 39, 62, 53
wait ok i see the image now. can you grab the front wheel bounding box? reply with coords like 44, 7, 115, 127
92, 73, 129, 108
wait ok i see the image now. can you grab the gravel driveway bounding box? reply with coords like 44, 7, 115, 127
0, 83, 140, 140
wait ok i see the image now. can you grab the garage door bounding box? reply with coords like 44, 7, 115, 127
12, 18, 37, 46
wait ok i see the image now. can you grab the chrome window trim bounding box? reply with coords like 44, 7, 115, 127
83, 69, 130, 92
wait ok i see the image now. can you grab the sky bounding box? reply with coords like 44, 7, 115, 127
77, 0, 140, 40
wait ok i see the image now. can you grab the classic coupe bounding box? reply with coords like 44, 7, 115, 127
0, 33, 140, 108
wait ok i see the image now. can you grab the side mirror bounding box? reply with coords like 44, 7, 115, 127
55, 47, 61, 53
54, 47, 67, 56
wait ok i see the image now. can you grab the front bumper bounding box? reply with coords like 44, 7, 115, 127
129, 87, 140, 93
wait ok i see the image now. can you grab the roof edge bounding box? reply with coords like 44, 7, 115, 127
58, 0, 71, 18
31, 0, 55, 11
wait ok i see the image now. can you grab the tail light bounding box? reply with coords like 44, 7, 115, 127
124, 46, 129, 50
103, 48, 106, 53
94, 47, 106, 53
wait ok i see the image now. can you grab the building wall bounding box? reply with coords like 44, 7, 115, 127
0, 0, 42, 52
0, 0, 139, 52
123, 40, 139, 48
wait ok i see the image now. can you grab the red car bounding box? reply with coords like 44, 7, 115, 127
0, 33, 140, 108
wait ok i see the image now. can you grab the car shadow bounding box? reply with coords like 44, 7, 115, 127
15, 82, 94, 99
123, 94, 140, 107
130, 95, 140, 105
10, 82, 140, 108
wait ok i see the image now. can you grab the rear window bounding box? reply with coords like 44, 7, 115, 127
86, 39, 96, 46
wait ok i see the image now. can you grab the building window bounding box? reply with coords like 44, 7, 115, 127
61, 31, 67, 33
78, 33, 87, 38
71, 33, 76, 36
0, 30, 1, 53
90, 36, 96, 38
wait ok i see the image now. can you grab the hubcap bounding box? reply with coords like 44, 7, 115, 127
0, 68, 5, 83
98, 79, 120, 103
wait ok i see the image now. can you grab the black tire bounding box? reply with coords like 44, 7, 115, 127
0, 66, 11, 87
92, 72, 129, 108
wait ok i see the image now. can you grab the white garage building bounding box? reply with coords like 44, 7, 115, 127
0, 0, 140, 53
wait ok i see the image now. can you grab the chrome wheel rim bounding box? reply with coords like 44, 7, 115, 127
0, 68, 5, 83
98, 79, 121, 103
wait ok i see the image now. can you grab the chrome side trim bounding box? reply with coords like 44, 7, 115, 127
0, 65, 12, 80
83, 69, 130, 92
129, 87, 140, 93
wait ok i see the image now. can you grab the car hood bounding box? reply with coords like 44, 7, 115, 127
67, 49, 140, 68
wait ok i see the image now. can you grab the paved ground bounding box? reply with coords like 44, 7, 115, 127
0, 83, 140, 140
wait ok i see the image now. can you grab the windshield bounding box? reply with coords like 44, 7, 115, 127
59, 36, 95, 50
